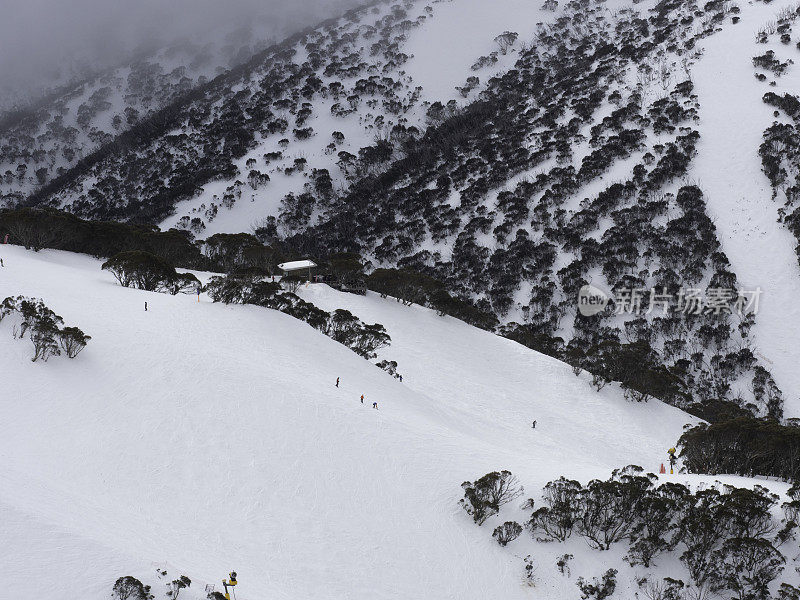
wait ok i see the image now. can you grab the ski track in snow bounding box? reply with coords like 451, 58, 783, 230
694, 0, 800, 417
0, 244, 703, 600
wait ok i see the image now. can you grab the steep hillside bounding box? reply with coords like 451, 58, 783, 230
10, 0, 800, 597
0, 1, 363, 209
293, 0, 785, 417
0, 243, 706, 599
18, 0, 794, 420
692, 0, 800, 419
24, 0, 558, 229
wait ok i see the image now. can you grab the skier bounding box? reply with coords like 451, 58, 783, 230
0, 258, 4, 267
532, 420, 536, 429
360, 394, 364, 404
372, 402, 378, 409
144, 301, 148, 311
336, 377, 340, 388
667, 447, 677, 474
399, 374, 403, 382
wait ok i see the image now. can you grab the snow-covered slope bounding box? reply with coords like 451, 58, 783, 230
20, 0, 790, 420
0, 243, 700, 599
0, 1, 363, 208
691, 0, 800, 416
156, 0, 559, 238
10, 0, 800, 595
26, 0, 562, 233
401, 0, 553, 105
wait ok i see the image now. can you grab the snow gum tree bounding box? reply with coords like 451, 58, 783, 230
575, 467, 654, 550
493, 521, 523, 546
0, 296, 90, 362
112, 576, 153, 600
711, 537, 784, 600
101, 251, 199, 294
627, 482, 688, 567
460, 471, 522, 525
529, 477, 582, 541
166, 575, 191, 599
58, 326, 91, 358
577, 569, 617, 600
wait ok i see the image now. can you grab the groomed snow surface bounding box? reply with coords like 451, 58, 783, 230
0, 244, 775, 599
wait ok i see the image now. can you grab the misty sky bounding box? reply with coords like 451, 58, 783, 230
1, 0, 364, 109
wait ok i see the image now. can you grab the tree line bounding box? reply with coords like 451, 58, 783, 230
205, 274, 391, 361
679, 417, 800, 482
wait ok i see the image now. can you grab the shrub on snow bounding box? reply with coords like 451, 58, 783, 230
1, 296, 90, 362
111, 576, 153, 600
460, 470, 522, 525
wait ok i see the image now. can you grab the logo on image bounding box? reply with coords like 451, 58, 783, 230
577, 284, 610, 316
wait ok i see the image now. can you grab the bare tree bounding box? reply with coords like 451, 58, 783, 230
494, 31, 519, 55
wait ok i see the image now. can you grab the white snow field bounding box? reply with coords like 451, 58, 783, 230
403, 0, 552, 103
0, 243, 704, 600
693, 0, 800, 417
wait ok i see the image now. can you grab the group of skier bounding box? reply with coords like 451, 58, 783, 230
336, 377, 378, 409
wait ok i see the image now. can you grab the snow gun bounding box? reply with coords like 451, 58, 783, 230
667, 447, 677, 474
222, 571, 237, 600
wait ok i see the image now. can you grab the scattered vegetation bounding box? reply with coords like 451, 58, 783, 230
464, 466, 795, 600
1, 0, 782, 420
1, 296, 90, 361
205, 274, 391, 360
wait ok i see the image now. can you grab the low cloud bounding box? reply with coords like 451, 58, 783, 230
0, 0, 364, 108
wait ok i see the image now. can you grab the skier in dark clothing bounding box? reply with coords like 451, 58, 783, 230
399, 374, 403, 382
372, 402, 378, 409
532, 420, 536, 429
336, 377, 339, 388
144, 301, 148, 311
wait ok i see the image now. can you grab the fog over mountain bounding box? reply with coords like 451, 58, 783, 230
0, 0, 364, 111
